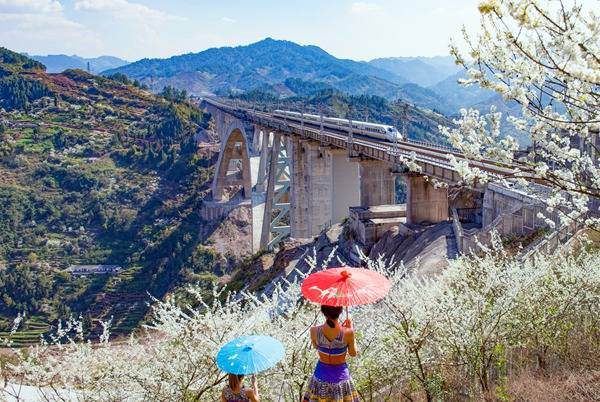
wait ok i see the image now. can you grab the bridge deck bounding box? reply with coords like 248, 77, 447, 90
204, 98, 517, 184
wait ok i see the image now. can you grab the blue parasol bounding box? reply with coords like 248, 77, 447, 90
216, 335, 285, 375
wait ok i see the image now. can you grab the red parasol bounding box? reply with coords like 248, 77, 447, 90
301, 266, 391, 307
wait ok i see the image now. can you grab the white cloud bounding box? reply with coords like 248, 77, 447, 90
0, 0, 62, 14
220, 16, 235, 24
72, 0, 185, 60
0, 0, 103, 56
350, 1, 382, 15
74, 0, 183, 22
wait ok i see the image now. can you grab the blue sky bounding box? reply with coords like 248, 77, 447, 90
0, 0, 498, 61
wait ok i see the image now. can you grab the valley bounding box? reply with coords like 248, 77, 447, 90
0, 2, 598, 397
0, 41, 465, 343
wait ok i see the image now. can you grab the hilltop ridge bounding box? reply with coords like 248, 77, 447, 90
27, 54, 129, 74
104, 38, 409, 97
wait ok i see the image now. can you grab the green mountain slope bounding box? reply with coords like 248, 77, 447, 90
0, 47, 225, 340
104, 38, 409, 97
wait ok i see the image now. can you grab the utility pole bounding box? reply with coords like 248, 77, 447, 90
320, 105, 324, 134
401, 102, 408, 143
347, 103, 354, 154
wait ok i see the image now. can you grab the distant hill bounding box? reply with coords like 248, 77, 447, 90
409, 56, 462, 77
369, 56, 461, 87
429, 70, 496, 112
27, 54, 129, 74
369, 58, 449, 87
397, 83, 455, 115
104, 38, 409, 97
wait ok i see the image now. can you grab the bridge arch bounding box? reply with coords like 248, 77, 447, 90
212, 120, 253, 201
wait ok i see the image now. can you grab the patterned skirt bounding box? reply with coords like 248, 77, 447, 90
303, 362, 361, 402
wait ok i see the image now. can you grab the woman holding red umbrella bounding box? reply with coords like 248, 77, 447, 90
301, 266, 391, 402
303, 304, 360, 402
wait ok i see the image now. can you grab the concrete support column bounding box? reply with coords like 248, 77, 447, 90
215, 112, 226, 140
303, 142, 333, 236
406, 175, 449, 224
256, 128, 270, 193
359, 160, 395, 207
328, 149, 360, 223
290, 137, 310, 238
251, 125, 262, 154
260, 132, 282, 248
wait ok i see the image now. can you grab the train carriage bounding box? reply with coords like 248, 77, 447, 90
273, 110, 402, 142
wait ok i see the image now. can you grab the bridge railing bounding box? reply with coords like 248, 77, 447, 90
404, 138, 458, 153
518, 216, 586, 262
204, 98, 516, 179
457, 203, 523, 255
455, 207, 481, 224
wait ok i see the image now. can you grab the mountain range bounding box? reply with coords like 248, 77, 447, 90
104, 38, 407, 94
26, 54, 129, 74
368, 56, 460, 87
104, 38, 498, 116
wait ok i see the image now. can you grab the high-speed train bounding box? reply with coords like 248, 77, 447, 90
273, 110, 403, 142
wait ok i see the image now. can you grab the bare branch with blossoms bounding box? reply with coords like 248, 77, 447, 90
442, 0, 600, 229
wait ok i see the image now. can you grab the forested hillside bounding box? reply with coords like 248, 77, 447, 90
104, 38, 410, 98
0, 47, 225, 341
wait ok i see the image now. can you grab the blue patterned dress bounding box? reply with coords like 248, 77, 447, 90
303, 326, 361, 402
222, 386, 251, 402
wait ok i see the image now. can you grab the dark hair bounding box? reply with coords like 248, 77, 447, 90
228, 374, 244, 390
321, 305, 343, 328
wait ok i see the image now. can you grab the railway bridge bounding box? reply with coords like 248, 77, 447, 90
201, 98, 547, 252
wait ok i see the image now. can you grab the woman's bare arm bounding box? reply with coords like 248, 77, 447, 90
310, 326, 318, 349
345, 329, 358, 357
251, 375, 259, 400
342, 319, 358, 357
246, 389, 260, 402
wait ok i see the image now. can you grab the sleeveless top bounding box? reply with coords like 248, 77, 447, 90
222, 386, 251, 402
316, 325, 348, 363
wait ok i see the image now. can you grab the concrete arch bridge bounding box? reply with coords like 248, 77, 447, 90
201, 98, 553, 253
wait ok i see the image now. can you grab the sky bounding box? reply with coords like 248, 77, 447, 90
0, 0, 496, 61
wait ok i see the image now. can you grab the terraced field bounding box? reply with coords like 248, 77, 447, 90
0, 318, 50, 347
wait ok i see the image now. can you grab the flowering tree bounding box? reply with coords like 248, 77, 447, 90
2, 244, 599, 401
441, 0, 600, 227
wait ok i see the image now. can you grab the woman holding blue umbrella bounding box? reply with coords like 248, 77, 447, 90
217, 335, 285, 402
221, 374, 259, 402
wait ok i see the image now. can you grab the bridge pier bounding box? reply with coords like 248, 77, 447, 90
290, 137, 310, 238
359, 160, 395, 207
289, 144, 362, 239
329, 149, 360, 223
405, 175, 449, 224
256, 127, 271, 193
259, 132, 291, 250
304, 142, 333, 237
